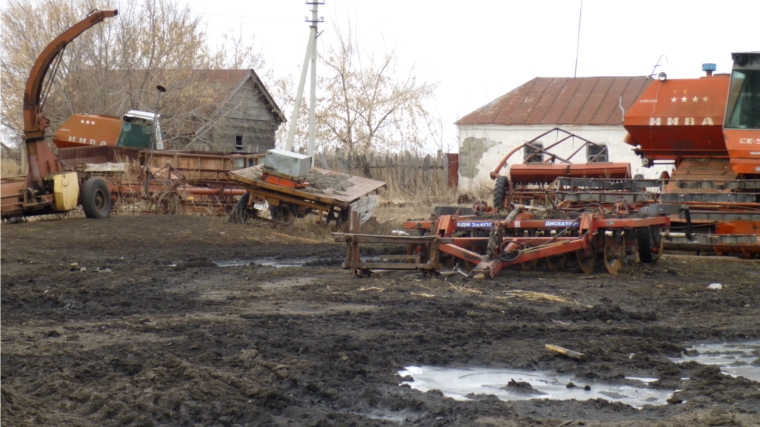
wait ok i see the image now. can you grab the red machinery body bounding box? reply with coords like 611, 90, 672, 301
338, 206, 675, 279
1, 10, 118, 219
624, 76, 730, 162
509, 162, 631, 183
53, 114, 123, 149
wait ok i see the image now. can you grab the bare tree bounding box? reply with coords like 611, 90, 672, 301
1, 0, 264, 149
275, 18, 438, 156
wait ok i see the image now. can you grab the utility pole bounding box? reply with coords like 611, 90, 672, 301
284, 1, 323, 156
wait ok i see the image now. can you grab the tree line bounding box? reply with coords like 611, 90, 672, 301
1, 0, 441, 158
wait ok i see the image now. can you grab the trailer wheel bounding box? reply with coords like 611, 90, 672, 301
228, 192, 252, 223
269, 204, 291, 221
493, 176, 509, 211
156, 192, 183, 215
81, 177, 111, 219
638, 226, 663, 263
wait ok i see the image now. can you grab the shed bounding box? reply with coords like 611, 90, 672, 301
178, 69, 285, 153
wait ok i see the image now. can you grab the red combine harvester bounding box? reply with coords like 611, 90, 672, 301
487, 55, 760, 257
557, 56, 760, 256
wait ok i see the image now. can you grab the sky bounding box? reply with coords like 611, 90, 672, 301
174, 0, 758, 151
5, 0, 760, 150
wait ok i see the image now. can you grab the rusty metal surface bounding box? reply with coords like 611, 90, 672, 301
457, 76, 652, 126
446, 153, 459, 188
58, 146, 141, 170
146, 151, 262, 182
510, 162, 630, 183
1, 179, 26, 218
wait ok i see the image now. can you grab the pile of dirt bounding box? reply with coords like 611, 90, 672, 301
230, 166, 262, 181
303, 170, 353, 193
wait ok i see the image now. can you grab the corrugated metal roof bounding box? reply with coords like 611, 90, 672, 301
456, 76, 653, 126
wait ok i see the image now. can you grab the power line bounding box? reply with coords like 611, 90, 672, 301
574, 0, 583, 78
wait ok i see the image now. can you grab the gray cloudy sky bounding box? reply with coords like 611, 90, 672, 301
122, 0, 760, 148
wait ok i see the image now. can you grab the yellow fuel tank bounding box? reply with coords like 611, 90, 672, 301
53, 172, 80, 211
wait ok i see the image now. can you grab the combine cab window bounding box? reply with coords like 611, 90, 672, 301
524, 143, 544, 163
235, 135, 244, 151
725, 69, 760, 129
116, 118, 153, 149
587, 144, 608, 162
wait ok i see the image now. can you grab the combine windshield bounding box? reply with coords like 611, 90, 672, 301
725, 69, 760, 129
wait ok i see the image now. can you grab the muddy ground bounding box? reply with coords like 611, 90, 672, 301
2, 215, 760, 427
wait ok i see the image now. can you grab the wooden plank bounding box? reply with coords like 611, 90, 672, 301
442, 153, 449, 188
423, 154, 431, 184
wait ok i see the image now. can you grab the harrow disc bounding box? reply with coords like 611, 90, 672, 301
604, 233, 625, 275
576, 235, 597, 274
521, 258, 539, 270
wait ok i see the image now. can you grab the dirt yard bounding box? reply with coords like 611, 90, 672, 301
2, 214, 760, 426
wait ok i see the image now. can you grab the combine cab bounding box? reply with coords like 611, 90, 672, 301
53, 110, 164, 150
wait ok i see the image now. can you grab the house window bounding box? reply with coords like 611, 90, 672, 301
524, 143, 544, 162
235, 135, 243, 151
587, 144, 608, 162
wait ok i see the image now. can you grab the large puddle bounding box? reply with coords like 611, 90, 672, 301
672, 340, 760, 382
400, 341, 760, 409
399, 366, 675, 408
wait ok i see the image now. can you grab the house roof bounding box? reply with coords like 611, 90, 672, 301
196, 69, 286, 123
455, 76, 653, 127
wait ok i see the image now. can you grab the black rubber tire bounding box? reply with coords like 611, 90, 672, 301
493, 176, 509, 211
228, 192, 251, 224
81, 177, 112, 219
269, 204, 291, 221
637, 226, 654, 263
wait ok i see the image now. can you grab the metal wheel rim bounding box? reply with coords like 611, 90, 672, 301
94, 190, 106, 210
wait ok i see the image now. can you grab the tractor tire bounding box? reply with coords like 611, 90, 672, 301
493, 176, 509, 211
637, 226, 654, 263
228, 192, 252, 224
81, 177, 112, 219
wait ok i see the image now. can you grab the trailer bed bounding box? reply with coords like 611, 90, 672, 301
228, 165, 386, 207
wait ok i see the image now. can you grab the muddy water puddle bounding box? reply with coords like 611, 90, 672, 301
399, 366, 675, 408
400, 342, 760, 409
672, 340, 760, 382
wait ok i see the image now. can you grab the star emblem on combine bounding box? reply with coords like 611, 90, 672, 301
703, 96, 709, 102
681, 96, 688, 102
671, 97, 677, 102
693, 96, 699, 102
